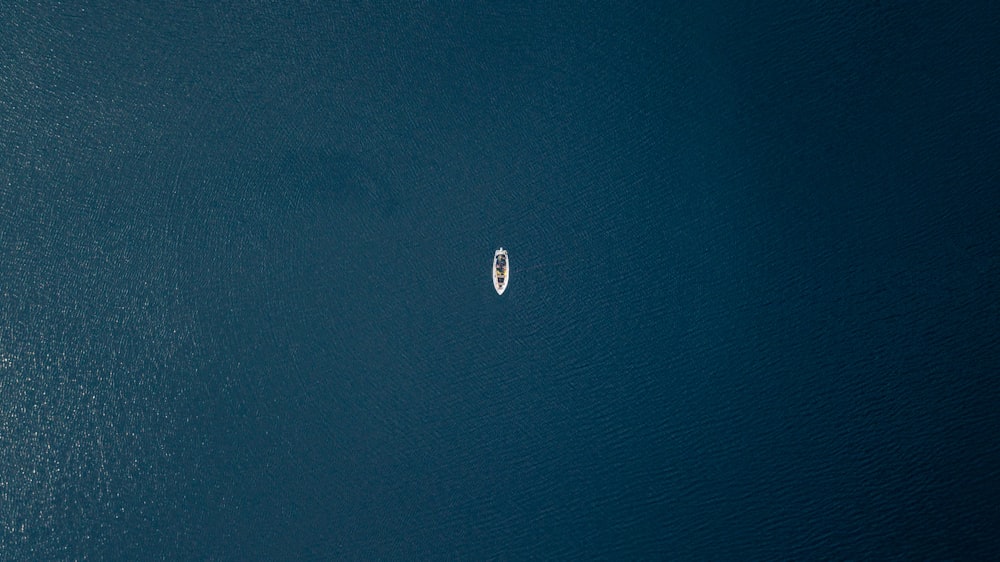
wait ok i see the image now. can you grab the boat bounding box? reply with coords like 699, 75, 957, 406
493, 248, 509, 295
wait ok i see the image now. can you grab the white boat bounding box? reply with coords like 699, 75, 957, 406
493, 248, 509, 295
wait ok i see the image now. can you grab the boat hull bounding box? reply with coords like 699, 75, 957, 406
493, 248, 509, 295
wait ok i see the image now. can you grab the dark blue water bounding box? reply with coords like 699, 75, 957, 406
2, 2, 998, 559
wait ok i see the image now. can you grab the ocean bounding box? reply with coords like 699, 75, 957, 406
1, 2, 998, 559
